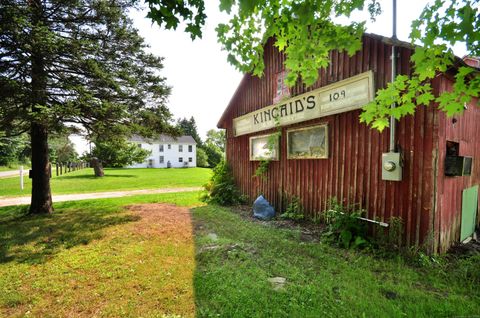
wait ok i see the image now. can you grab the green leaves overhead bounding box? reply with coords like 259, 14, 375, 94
361, 0, 480, 130
216, 0, 380, 86
144, 0, 206, 39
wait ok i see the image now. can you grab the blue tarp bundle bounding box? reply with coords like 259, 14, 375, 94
253, 195, 275, 220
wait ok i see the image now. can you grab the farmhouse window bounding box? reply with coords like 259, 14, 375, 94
159, 144, 164, 152
179, 157, 183, 163
159, 156, 164, 163
188, 145, 193, 152
168, 144, 171, 149
188, 157, 193, 162
179, 145, 183, 152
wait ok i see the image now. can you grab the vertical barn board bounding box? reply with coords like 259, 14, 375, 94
434, 76, 480, 252
219, 34, 440, 251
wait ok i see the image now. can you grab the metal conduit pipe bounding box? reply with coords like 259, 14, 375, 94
390, 0, 397, 152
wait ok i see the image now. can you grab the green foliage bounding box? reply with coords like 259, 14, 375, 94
323, 199, 369, 249
201, 160, 244, 205
203, 142, 223, 168
143, 0, 206, 39
280, 195, 304, 221
177, 117, 203, 146
205, 129, 225, 152
216, 0, 380, 87
141, 0, 478, 129
1, 0, 175, 139
361, 0, 480, 130
91, 139, 151, 168
48, 134, 78, 163
254, 115, 280, 178
0, 134, 29, 166
196, 147, 209, 168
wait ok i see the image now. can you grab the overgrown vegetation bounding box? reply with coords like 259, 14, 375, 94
322, 199, 369, 249
201, 160, 245, 206
280, 195, 304, 221
193, 205, 480, 317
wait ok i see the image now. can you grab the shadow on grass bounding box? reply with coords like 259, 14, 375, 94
0, 204, 139, 264
57, 174, 138, 180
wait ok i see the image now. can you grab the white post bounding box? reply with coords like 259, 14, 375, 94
20, 166, 24, 190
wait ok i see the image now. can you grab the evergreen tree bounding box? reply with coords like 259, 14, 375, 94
176, 117, 203, 146
0, 0, 174, 214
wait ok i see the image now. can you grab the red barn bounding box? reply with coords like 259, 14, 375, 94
217, 33, 480, 253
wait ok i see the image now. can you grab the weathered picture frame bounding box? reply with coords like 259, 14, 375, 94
249, 133, 280, 161
287, 124, 328, 159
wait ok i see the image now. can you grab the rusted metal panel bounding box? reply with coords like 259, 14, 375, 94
221, 34, 479, 253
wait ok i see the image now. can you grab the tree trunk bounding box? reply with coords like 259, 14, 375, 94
90, 157, 104, 177
29, 123, 53, 214
29, 0, 53, 214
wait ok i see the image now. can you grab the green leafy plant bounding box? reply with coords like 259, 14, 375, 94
280, 195, 304, 221
323, 199, 369, 249
254, 108, 281, 179
201, 160, 245, 206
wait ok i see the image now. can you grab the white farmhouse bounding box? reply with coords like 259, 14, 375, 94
128, 135, 197, 168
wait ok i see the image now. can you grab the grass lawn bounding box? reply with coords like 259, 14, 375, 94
0, 167, 211, 197
1, 196, 479, 317
0, 191, 202, 317
193, 206, 480, 317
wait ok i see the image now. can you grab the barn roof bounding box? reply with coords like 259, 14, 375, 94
130, 134, 196, 144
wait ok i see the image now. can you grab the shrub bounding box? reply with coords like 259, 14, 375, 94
280, 196, 305, 221
201, 160, 245, 205
323, 199, 369, 249
196, 147, 209, 167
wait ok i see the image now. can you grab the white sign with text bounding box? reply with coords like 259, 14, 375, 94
233, 71, 374, 136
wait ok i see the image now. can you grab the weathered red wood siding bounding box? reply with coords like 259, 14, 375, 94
434, 76, 480, 252
221, 35, 439, 250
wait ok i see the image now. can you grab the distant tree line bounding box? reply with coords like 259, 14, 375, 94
0, 132, 77, 167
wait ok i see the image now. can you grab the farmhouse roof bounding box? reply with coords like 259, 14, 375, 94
130, 134, 196, 144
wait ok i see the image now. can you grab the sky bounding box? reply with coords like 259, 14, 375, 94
71, 0, 468, 155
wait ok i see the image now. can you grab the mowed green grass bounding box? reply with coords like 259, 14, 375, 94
0, 167, 211, 197
0, 191, 203, 317
1, 194, 479, 317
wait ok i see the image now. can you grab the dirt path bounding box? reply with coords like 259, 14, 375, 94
0, 170, 20, 179
0, 187, 202, 207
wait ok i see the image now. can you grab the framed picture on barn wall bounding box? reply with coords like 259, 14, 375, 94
287, 124, 328, 159
249, 134, 280, 161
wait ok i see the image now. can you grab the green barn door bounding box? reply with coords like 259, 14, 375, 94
461, 185, 479, 241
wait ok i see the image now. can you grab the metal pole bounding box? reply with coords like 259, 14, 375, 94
389, 0, 397, 152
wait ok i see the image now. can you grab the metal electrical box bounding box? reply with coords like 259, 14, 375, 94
382, 152, 402, 181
